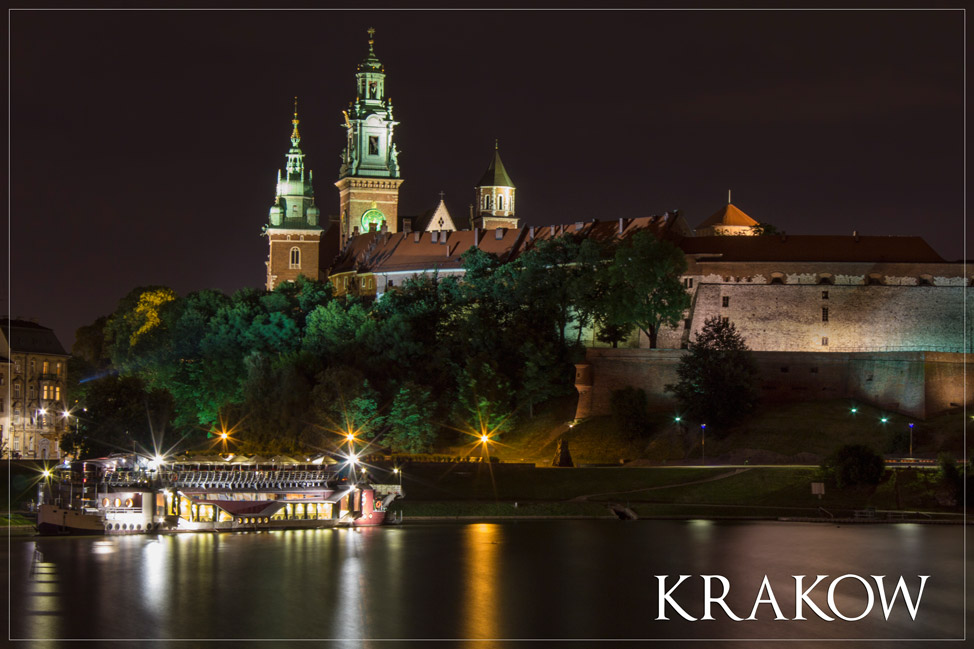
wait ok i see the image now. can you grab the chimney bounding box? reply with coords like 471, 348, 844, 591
853, 230, 860, 242
380, 222, 388, 234
440, 231, 448, 244
402, 218, 412, 234
529, 226, 535, 240
575, 221, 584, 232
352, 226, 360, 237
474, 228, 480, 246
618, 218, 625, 235
495, 228, 505, 240
413, 231, 421, 243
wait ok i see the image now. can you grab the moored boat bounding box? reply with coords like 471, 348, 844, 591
37, 454, 401, 535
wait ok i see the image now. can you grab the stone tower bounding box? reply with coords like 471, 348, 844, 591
263, 99, 323, 290
474, 141, 518, 230
335, 28, 403, 245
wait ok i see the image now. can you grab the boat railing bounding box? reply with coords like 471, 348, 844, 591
168, 466, 336, 490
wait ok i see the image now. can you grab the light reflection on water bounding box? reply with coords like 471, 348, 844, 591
4, 521, 966, 648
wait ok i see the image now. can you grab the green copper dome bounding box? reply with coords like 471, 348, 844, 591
357, 27, 384, 73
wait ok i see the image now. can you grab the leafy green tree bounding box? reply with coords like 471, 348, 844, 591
453, 358, 515, 440
61, 375, 173, 459
750, 223, 781, 236
666, 316, 759, 428
312, 367, 384, 442
595, 321, 635, 348
385, 383, 438, 453
821, 444, 885, 488
602, 231, 689, 348
609, 386, 650, 440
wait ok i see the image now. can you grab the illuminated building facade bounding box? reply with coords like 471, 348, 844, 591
0, 319, 69, 460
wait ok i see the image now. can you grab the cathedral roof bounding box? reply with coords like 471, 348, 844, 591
477, 149, 515, 188
680, 235, 946, 263
695, 203, 760, 230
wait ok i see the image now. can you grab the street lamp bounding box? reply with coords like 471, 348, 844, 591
392, 467, 402, 487
700, 424, 706, 465
908, 423, 915, 457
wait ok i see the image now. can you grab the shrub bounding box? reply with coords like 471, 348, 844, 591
609, 386, 649, 440
821, 444, 885, 488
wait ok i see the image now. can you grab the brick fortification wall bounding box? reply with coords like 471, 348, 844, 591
689, 284, 969, 353
574, 349, 973, 420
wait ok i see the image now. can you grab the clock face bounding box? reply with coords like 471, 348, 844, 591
360, 208, 385, 231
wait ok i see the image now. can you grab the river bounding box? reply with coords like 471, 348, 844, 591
5, 520, 968, 648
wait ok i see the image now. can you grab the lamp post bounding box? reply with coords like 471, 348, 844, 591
909, 423, 915, 457
700, 424, 706, 465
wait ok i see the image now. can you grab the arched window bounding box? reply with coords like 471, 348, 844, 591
289, 247, 301, 269
497, 195, 504, 210
484, 195, 492, 210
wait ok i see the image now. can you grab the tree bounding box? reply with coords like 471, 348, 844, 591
750, 223, 780, 236
602, 231, 689, 348
666, 316, 759, 428
453, 358, 515, 440
385, 383, 438, 453
609, 386, 650, 440
821, 444, 885, 488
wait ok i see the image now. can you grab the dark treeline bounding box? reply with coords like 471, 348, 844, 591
65, 232, 689, 459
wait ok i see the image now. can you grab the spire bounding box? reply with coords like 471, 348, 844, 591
291, 96, 301, 146
477, 146, 515, 188
358, 27, 384, 73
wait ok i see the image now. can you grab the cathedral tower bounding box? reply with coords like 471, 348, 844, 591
264, 99, 323, 290
474, 142, 518, 230
336, 28, 403, 244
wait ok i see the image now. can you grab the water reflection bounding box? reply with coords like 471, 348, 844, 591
463, 522, 500, 639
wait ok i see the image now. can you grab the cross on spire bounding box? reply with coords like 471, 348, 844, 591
367, 27, 375, 48
439, 190, 445, 201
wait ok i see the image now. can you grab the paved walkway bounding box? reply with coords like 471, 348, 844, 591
569, 467, 752, 502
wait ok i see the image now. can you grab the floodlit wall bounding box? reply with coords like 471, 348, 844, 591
574, 348, 973, 420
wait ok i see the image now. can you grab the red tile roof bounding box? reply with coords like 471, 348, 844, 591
680, 235, 946, 263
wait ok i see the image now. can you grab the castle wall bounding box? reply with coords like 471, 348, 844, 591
574, 348, 973, 420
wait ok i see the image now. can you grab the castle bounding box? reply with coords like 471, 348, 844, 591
261, 30, 971, 420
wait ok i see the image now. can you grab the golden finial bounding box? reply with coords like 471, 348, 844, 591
291, 96, 300, 141
368, 27, 375, 48
495, 138, 499, 151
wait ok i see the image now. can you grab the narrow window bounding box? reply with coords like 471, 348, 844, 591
810, 367, 819, 374
42, 361, 49, 374
13, 383, 20, 398
14, 361, 21, 373
55, 387, 61, 400
369, 136, 379, 156
388, 280, 395, 288
289, 247, 301, 269
29, 360, 35, 374
497, 195, 504, 210
721, 316, 729, 324
29, 385, 35, 399
822, 307, 829, 322
684, 318, 691, 330
55, 362, 61, 375
0, 373, 4, 385
722, 296, 729, 308
822, 337, 829, 346
822, 290, 829, 300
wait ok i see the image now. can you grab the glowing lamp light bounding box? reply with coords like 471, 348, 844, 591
700, 424, 707, 430
880, 417, 888, 424
674, 416, 681, 423
41, 469, 51, 479
850, 408, 858, 414
392, 468, 399, 474
38, 408, 47, 416
154, 454, 164, 465
349, 453, 359, 465
220, 432, 228, 440
909, 423, 915, 429
346, 433, 355, 442
61, 410, 70, 418
480, 435, 489, 444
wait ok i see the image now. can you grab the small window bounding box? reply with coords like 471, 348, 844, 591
722, 296, 729, 308
29, 360, 35, 374
822, 307, 829, 322
822, 290, 829, 300
29, 386, 35, 399
55, 387, 61, 400
289, 247, 301, 269
684, 318, 691, 330
388, 280, 395, 288
780, 367, 789, 373
0, 373, 4, 386
497, 195, 504, 210
55, 362, 61, 375
770, 276, 784, 285
822, 337, 829, 346
918, 275, 933, 286
684, 278, 694, 289
369, 136, 379, 156
721, 316, 729, 324
810, 367, 819, 374
13, 384, 20, 398
42, 361, 49, 374
867, 274, 883, 286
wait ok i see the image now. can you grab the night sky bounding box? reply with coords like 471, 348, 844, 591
8, 9, 965, 350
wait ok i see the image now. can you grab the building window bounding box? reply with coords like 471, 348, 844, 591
497, 195, 504, 210
683, 278, 693, 289
810, 367, 819, 374
721, 316, 729, 324
13, 383, 20, 398
822, 337, 829, 346
369, 136, 379, 156
780, 367, 789, 373
388, 280, 395, 288
55, 362, 61, 376
822, 307, 829, 322
484, 195, 493, 210
14, 361, 21, 373
12, 438, 20, 451
722, 296, 729, 308
822, 290, 829, 300
29, 359, 35, 374
0, 373, 4, 386
289, 247, 301, 269
770, 276, 784, 285
867, 274, 883, 286
55, 387, 61, 400
42, 385, 50, 400
29, 386, 35, 399
684, 318, 691, 330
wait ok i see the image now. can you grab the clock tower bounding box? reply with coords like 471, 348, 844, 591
336, 28, 403, 245
263, 99, 323, 290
